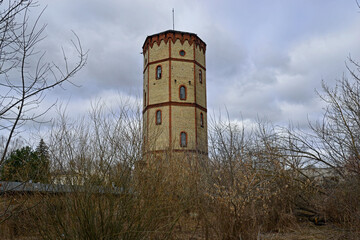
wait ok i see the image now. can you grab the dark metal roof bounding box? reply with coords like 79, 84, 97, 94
146, 30, 198, 38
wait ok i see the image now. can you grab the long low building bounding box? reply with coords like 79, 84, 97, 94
0, 181, 122, 194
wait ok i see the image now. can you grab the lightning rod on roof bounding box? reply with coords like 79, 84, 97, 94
172, 8, 175, 30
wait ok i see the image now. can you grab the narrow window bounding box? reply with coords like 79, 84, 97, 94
144, 91, 146, 107
199, 69, 202, 84
156, 110, 161, 125
156, 65, 162, 79
200, 112, 204, 127
180, 132, 187, 147
179, 86, 186, 100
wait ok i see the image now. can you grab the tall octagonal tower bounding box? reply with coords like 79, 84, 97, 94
142, 30, 207, 156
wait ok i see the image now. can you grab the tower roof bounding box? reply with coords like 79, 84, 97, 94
142, 30, 206, 52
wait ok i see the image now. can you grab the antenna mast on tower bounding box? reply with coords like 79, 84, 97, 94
172, 8, 175, 30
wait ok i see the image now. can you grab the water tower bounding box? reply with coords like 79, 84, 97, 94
142, 30, 207, 157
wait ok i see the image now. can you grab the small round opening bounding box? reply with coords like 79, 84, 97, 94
179, 50, 185, 56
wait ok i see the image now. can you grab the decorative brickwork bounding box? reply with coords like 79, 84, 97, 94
143, 30, 206, 53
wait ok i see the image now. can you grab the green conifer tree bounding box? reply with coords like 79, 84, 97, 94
0, 140, 50, 183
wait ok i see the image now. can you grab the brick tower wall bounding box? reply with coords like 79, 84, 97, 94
143, 30, 207, 156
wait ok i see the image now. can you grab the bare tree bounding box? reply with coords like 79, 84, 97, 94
284, 57, 360, 177
0, 0, 87, 165
279, 57, 360, 232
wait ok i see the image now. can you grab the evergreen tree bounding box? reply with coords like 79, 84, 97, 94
35, 139, 50, 182
0, 140, 50, 183
36, 139, 49, 163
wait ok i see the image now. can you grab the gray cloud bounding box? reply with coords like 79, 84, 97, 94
15, 0, 360, 130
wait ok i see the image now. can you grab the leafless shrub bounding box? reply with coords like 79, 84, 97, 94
282, 58, 360, 233
24, 99, 184, 239
197, 117, 304, 239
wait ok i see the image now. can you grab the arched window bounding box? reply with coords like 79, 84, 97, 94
179, 86, 186, 100
180, 132, 187, 147
199, 69, 202, 84
156, 110, 161, 125
200, 112, 204, 127
156, 65, 162, 79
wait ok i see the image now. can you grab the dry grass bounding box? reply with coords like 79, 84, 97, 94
262, 223, 359, 240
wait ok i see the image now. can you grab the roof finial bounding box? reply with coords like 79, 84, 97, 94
172, 8, 175, 30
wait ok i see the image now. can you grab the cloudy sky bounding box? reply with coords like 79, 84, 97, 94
33, 0, 360, 129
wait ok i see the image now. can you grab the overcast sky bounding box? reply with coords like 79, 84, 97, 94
33, 0, 360, 129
